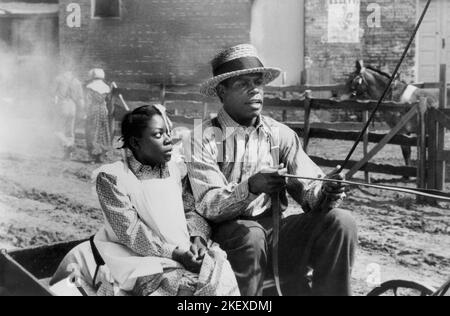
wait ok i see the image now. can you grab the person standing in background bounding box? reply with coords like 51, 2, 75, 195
54, 71, 85, 160
85, 68, 112, 163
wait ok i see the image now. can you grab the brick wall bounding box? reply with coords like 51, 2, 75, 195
59, 0, 252, 84
305, 0, 418, 84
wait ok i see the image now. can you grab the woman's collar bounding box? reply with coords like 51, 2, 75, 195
126, 150, 169, 179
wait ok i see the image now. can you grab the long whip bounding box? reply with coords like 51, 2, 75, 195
284, 175, 450, 202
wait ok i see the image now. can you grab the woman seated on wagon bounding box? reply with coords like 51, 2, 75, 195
51, 105, 239, 296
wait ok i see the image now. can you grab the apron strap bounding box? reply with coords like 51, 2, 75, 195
89, 236, 105, 290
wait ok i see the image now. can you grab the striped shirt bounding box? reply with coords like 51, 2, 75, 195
186, 108, 325, 223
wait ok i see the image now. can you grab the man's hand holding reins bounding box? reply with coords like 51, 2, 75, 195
319, 165, 347, 212
248, 164, 287, 195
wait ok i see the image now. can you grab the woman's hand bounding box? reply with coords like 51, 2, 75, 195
190, 236, 208, 261
172, 248, 202, 274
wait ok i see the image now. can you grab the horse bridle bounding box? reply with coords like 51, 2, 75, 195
350, 69, 396, 101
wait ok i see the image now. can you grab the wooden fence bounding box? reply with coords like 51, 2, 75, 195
112, 64, 449, 199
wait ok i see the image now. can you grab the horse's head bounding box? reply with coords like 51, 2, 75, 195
342, 60, 395, 101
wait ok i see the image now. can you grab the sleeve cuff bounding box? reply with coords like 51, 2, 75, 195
308, 181, 325, 211
162, 244, 178, 259
235, 179, 250, 201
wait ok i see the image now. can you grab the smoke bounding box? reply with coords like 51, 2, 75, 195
0, 14, 60, 158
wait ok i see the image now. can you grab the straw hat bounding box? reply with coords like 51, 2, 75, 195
200, 44, 281, 97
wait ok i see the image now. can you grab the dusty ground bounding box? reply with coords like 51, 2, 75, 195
0, 107, 449, 296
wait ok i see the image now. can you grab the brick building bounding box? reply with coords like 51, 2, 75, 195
54, 0, 450, 86
305, 0, 450, 85
59, 0, 252, 84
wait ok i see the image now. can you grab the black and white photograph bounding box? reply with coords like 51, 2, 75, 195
0, 0, 449, 298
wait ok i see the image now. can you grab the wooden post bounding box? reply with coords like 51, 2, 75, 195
282, 110, 288, 122
282, 72, 288, 122
363, 110, 371, 184
282, 72, 288, 99
436, 64, 447, 190
417, 98, 427, 203
203, 102, 209, 120
159, 83, 166, 105
303, 90, 312, 153
427, 108, 437, 192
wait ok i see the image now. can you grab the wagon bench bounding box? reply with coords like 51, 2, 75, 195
0, 240, 282, 296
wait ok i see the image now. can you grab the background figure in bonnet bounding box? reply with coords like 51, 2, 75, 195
50, 105, 239, 296
54, 70, 84, 160
187, 44, 358, 296
85, 68, 112, 163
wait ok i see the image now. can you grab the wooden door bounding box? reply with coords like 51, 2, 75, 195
418, 0, 449, 82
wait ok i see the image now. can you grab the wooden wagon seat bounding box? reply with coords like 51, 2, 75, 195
1, 240, 284, 296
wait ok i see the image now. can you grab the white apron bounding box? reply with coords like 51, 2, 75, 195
93, 159, 191, 291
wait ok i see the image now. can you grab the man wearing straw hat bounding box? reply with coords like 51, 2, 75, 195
187, 44, 358, 296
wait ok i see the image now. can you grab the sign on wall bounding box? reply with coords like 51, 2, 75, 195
327, 0, 360, 43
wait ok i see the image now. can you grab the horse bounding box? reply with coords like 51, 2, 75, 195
342, 60, 437, 168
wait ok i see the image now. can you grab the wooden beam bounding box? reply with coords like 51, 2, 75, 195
165, 92, 211, 103
265, 86, 303, 93
286, 121, 387, 131
413, 82, 441, 89
118, 88, 154, 102
291, 127, 418, 147
263, 98, 304, 109
170, 115, 197, 126
159, 83, 166, 105
310, 156, 416, 178
203, 102, 209, 120
310, 99, 418, 111
436, 64, 448, 190
265, 97, 418, 111
116, 81, 447, 102
437, 108, 450, 116
304, 84, 346, 92
265, 84, 346, 93
432, 109, 450, 129
346, 105, 419, 179
363, 110, 371, 183
417, 99, 427, 203
117, 87, 420, 112
427, 109, 438, 191
303, 91, 312, 153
